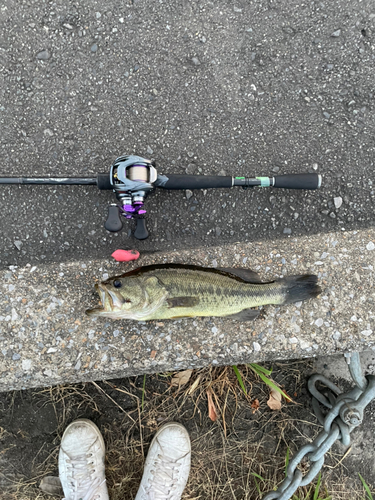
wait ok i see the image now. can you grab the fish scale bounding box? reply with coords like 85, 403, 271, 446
150, 267, 284, 318
154, 268, 279, 299
86, 264, 321, 321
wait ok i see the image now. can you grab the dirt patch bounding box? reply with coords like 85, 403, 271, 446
0, 359, 374, 500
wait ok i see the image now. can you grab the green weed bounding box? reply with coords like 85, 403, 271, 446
359, 473, 374, 500
290, 473, 331, 499
285, 447, 290, 473
231, 363, 292, 401
248, 363, 292, 401
232, 365, 247, 395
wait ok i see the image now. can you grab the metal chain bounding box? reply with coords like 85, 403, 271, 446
262, 352, 375, 500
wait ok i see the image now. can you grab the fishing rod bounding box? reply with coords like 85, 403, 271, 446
0, 154, 322, 240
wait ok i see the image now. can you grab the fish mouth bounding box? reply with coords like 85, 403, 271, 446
107, 289, 127, 308
85, 283, 126, 317
85, 283, 107, 316
97, 283, 108, 306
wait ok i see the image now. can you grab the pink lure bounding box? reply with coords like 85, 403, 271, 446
111, 249, 140, 262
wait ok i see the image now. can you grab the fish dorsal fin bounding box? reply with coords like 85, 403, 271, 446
218, 267, 262, 283
166, 296, 200, 308
225, 308, 260, 321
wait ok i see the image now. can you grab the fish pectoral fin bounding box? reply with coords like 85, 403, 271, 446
225, 308, 260, 321
166, 296, 200, 308
218, 267, 263, 283
144, 276, 160, 286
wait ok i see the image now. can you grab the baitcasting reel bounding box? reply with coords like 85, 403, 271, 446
105, 155, 158, 239
0, 154, 322, 240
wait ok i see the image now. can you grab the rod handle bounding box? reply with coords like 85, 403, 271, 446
155, 174, 233, 190
273, 173, 322, 190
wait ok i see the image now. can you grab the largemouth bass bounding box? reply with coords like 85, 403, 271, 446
86, 264, 321, 321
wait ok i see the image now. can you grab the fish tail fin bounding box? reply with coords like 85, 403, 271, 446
280, 275, 321, 305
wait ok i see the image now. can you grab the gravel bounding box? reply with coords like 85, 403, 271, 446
36, 50, 50, 60
334, 196, 343, 209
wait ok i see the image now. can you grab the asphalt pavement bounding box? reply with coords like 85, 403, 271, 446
0, 0, 374, 269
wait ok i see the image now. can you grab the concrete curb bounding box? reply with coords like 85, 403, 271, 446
1, 228, 374, 391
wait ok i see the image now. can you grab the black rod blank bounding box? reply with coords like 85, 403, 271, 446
0, 177, 98, 185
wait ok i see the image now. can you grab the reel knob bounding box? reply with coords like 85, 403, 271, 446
105, 205, 123, 232
134, 218, 148, 240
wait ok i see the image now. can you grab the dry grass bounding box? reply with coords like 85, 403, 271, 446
0, 363, 371, 500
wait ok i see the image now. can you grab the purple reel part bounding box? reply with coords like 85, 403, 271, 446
122, 202, 147, 219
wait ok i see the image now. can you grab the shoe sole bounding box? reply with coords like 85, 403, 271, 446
148, 421, 191, 455
61, 418, 106, 453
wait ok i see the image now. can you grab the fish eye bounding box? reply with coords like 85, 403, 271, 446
113, 280, 123, 288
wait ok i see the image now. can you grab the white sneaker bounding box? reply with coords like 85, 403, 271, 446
135, 422, 191, 500
58, 418, 109, 500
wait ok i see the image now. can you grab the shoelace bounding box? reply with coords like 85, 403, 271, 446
62, 452, 106, 500
144, 453, 185, 500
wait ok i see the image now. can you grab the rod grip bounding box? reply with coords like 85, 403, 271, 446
155, 174, 233, 190
273, 173, 321, 190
